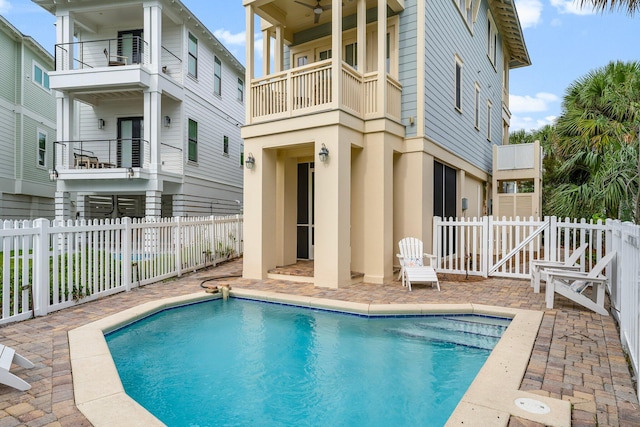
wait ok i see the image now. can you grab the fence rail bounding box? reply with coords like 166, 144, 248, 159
433, 215, 639, 398
0, 215, 243, 325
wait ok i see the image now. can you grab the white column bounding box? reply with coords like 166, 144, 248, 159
76, 193, 87, 219
275, 25, 284, 73
262, 29, 271, 76
143, 3, 162, 71
145, 190, 162, 218
245, 5, 255, 124
331, 0, 342, 107
377, 0, 387, 116
144, 89, 161, 171
56, 12, 74, 70
55, 191, 71, 220
357, 0, 366, 72
56, 92, 74, 169
172, 194, 186, 217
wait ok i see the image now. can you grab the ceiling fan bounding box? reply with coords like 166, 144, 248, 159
295, 0, 331, 24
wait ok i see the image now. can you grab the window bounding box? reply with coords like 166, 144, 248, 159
33, 62, 50, 91
498, 180, 534, 194
455, 56, 463, 111
214, 56, 222, 96
474, 84, 480, 129
223, 135, 229, 156
188, 119, 198, 162
487, 14, 497, 66
486, 100, 493, 141
237, 78, 244, 102
344, 42, 357, 68
318, 49, 332, 61
188, 33, 198, 78
240, 146, 244, 167
455, 0, 474, 27
37, 130, 47, 167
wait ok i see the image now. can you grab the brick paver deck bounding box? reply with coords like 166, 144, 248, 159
0, 258, 638, 426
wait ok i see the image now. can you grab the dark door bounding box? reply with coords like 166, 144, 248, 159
118, 29, 143, 64
117, 117, 143, 168
434, 161, 457, 255
297, 162, 315, 259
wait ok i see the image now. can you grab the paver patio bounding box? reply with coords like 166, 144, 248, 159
0, 257, 638, 426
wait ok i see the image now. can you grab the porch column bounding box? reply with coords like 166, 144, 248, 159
377, 0, 387, 116
331, 0, 342, 107
276, 154, 297, 266
362, 133, 394, 283
75, 194, 87, 219
243, 147, 277, 279
356, 0, 366, 72
145, 190, 162, 218
55, 12, 74, 70
143, 3, 162, 72
56, 92, 74, 169
314, 130, 351, 288
172, 194, 186, 217
144, 89, 162, 172
245, 5, 255, 125
262, 29, 271, 76
275, 25, 284, 73
55, 191, 71, 220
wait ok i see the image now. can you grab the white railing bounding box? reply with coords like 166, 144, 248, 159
433, 215, 639, 398
386, 75, 402, 120
0, 215, 243, 325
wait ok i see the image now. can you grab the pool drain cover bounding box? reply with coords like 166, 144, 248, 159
514, 397, 551, 414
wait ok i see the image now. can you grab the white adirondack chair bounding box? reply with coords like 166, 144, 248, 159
545, 251, 616, 316
0, 344, 34, 391
396, 237, 439, 291
530, 242, 589, 293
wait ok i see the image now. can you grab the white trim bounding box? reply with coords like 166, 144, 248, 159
36, 127, 48, 169
454, 54, 464, 113
32, 60, 51, 93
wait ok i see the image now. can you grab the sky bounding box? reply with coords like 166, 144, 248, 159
1, 0, 638, 133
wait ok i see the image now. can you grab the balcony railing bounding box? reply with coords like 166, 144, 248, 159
250, 61, 402, 123
54, 139, 151, 171
161, 46, 183, 83
55, 37, 149, 71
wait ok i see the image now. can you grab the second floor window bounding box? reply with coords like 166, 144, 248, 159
487, 15, 497, 66
237, 78, 244, 102
33, 62, 50, 91
188, 33, 198, 78
486, 100, 493, 141
474, 84, 480, 129
214, 56, 222, 96
188, 119, 198, 162
223, 135, 229, 156
455, 57, 463, 111
37, 130, 47, 167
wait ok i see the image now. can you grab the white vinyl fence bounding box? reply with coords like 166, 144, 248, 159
0, 215, 243, 325
433, 215, 640, 398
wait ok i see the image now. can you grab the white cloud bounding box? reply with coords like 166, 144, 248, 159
509, 92, 559, 113
510, 114, 557, 132
213, 29, 246, 46
0, 0, 11, 13
550, 0, 595, 15
515, 0, 543, 28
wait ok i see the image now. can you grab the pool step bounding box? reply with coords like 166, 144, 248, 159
385, 324, 500, 351
414, 317, 508, 339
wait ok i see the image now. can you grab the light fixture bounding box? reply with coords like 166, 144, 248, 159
49, 169, 58, 181
318, 143, 329, 162
163, 115, 171, 127
245, 152, 255, 170
127, 167, 134, 179
98, 118, 105, 129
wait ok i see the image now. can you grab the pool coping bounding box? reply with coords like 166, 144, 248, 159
68, 289, 571, 427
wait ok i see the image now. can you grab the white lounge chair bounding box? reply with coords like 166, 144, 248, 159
396, 237, 439, 291
0, 344, 34, 391
530, 242, 589, 293
545, 251, 616, 316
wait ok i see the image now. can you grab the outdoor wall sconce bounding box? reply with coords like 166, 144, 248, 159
98, 118, 105, 129
318, 143, 329, 162
127, 167, 134, 179
49, 169, 58, 181
164, 115, 171, 127
245, 153, 255, 170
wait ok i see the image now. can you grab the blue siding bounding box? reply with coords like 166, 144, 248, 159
399, 0, 418, 137
422, 0, 504, 172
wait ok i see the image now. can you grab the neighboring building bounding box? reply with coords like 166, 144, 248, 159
241, 0, 530, 287
33, 0, 245, 219
0, 15, 56, 219
492, 141, 543, 219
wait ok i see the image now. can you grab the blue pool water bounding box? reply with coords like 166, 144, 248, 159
106, 299, 510, 427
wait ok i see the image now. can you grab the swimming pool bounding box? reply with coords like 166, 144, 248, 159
106, 298, 510, 426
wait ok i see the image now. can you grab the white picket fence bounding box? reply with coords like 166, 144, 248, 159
0, 215, 243, 325
433, 215, 640, 398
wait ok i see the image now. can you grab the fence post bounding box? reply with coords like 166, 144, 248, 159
548, 216, 557, 262
235, 214, 241, 258
176, 216, 182, 277
483, 216, 491, 278
122, 217, 132, 291
210, 215, 217, 267
432, 216, 440, 267
32, 218, 50, 317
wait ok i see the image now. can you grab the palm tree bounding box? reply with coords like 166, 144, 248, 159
549, 61, 640, 221
581, 0, 640, 14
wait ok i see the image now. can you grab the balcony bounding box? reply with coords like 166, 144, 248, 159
52, 139, 183, 179
249, 61, 402, 124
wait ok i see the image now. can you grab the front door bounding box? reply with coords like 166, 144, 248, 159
117, 117, 143, 168
118, 29, 143, 64
434, 161, 457, 255
297, 162, 315, 259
